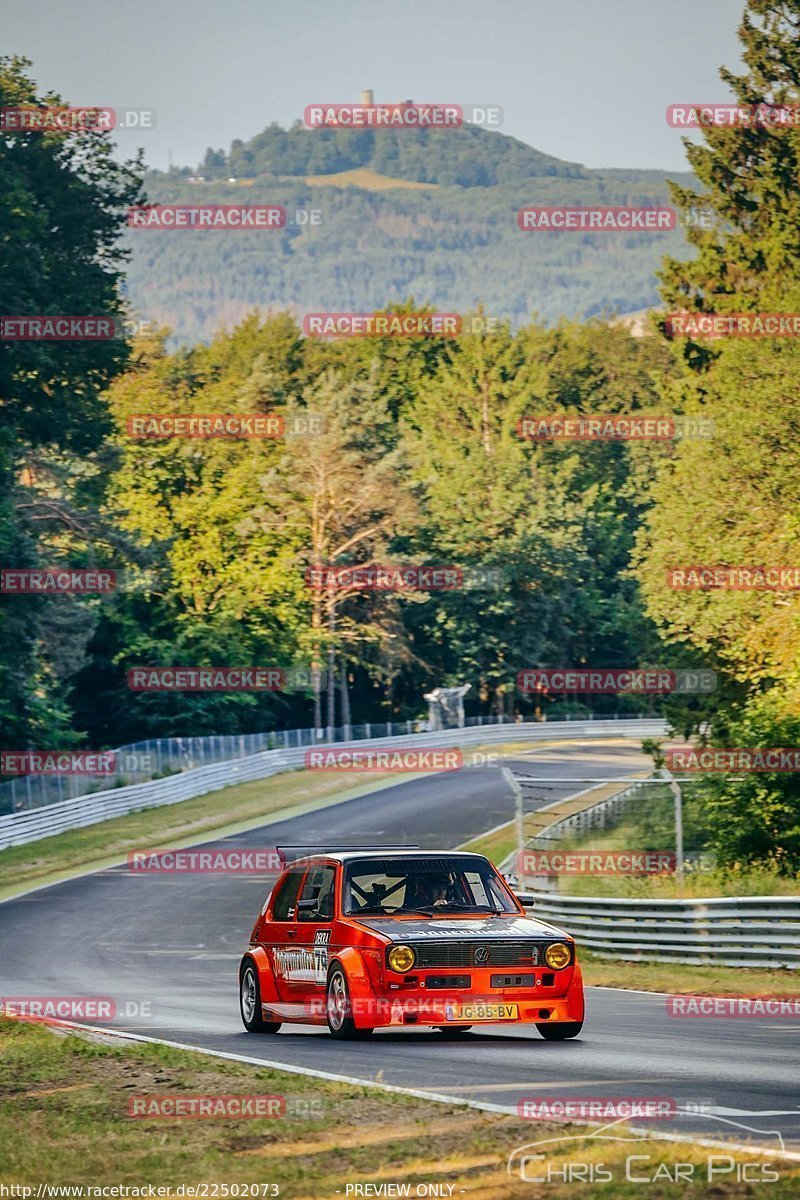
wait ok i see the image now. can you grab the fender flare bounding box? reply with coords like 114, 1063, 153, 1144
240, 946, 281, 1007
329, 946, 377, 1028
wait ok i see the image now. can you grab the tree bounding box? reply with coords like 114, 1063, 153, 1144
0, 55, 144, 750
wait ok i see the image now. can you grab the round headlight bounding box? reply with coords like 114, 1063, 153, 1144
387, 944, 416, 973
544, 942, 572, 970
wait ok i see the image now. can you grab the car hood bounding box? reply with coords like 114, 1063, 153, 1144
354, 915, 569, 942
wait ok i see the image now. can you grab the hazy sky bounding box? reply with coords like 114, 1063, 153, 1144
6, 0, 745, 172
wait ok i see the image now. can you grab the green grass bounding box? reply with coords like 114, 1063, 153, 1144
0, 733, 594, 899
580, 951, 799, 996
2, 1017, 798, 1196
0, 768, 406, 898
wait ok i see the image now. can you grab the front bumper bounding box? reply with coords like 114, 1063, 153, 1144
351, 962, 585, 1028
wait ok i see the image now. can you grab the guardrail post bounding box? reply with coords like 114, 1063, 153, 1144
501, 768, 524, 880
662, 768, 685, 882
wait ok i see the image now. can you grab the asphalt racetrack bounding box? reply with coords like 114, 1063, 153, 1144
1, 740, 798, 1157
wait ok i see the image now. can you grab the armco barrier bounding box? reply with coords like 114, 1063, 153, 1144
0, 718, 665, 851
528, 892, 800, 969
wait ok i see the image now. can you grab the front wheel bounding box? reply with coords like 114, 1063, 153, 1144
240, 960, 281, 1033
536, 1021, 583, 1040
326, 964, 373, 1039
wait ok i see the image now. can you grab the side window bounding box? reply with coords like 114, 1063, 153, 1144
271, 869, 305, 921
298, 865, 336, 922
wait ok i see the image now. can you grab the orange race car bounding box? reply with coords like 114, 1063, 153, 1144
238, 849, 584, 1039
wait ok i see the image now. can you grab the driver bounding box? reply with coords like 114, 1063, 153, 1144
413, 872, 452, 909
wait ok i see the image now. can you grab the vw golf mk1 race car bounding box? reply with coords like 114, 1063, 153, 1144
238, 849, 584, 1039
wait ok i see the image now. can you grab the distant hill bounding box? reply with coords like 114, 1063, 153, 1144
197, 121, 590, 188
126, 120, 695, 346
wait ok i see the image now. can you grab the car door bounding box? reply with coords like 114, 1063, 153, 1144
264, 866, 307, 1004
293, 863, 338, 1009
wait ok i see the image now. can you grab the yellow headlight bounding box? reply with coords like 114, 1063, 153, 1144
388, 944, 416, 973
544, 942, 572, 970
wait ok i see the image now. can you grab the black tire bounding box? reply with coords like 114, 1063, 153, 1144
435, 1025, 473, 1036
239, 959, 281, 1034
326, 964, 374, 1039
536, 1021, 583, 1040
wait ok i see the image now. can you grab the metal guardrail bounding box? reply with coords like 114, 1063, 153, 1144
0, 709, 651, 815
0, 718, 666, 851
506, 776, 800, 969
530, 892, 800, 969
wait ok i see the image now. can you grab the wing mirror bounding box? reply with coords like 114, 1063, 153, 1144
516, 892, 536, 908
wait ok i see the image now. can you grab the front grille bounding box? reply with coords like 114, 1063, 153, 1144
412, 940, 541, 969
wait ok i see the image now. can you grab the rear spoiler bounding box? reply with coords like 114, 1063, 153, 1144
276, 844, 420, 864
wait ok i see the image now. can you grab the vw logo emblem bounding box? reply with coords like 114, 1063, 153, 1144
474, 946, 489, 964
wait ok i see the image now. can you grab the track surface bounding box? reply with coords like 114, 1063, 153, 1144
2, 741, 798, 1156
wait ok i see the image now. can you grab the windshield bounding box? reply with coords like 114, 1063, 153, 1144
343, 857, 517, 916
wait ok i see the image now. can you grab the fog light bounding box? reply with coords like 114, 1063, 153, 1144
388, 944, 416, 973
544, 942, 571, 970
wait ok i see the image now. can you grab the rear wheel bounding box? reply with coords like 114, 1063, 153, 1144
326, 964, 373, 1039
240, 960, 281, 1034
536, 1020, 583, 1040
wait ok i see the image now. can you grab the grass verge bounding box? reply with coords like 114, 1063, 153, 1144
0, 769, 409, 899
0, 734, 595, 900
1, 1017, 798, 1197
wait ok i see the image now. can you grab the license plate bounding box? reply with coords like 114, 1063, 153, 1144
445, 1002, 519, 1022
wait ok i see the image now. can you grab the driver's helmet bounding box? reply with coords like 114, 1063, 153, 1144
413, 871, 452, 907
